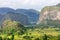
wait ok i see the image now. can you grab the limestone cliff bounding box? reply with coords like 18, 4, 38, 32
37, 6, 60, 24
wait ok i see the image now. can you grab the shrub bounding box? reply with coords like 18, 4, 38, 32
35, 38, 40, 40
58, 35, 60, 40
11, 34, 14, 40
7, 38, 11, 40
23, 36, 32, 40
43, 34, 48, 40
0, 36, 2, 40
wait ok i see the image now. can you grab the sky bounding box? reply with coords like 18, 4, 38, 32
0, 0, 60, 10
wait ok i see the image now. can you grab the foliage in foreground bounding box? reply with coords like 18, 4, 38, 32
0, 20, 60, 40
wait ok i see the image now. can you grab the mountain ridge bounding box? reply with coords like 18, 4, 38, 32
0, 7, 39, 25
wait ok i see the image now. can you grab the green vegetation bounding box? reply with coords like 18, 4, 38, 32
0, 20, 60, 40
42, 6, 60, 12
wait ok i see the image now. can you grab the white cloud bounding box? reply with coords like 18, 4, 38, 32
0, 0, 60, 10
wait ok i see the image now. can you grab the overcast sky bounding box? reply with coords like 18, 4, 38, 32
0, 0, 60, 10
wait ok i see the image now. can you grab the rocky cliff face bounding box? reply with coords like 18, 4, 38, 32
37, 6, 60, 24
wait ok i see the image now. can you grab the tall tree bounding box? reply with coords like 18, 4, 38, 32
2, 19, 24, 34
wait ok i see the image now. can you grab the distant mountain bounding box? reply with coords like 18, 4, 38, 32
0, 14, 4, 25
0, 7, 15, 14
56, 3, 60, 7
1, 12, 30, 25
0, 7, 39, 25
0, 7, 40, 24
15, 9, 39, 24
